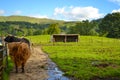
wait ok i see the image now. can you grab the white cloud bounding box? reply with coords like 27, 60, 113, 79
112, 9, 120, 13
54, 6, 103, 21
109, 0, 120, 5
0, 10, 5, 15
54, 7, 65, 15
30, 14, 49, 18
13, 10, 22, 15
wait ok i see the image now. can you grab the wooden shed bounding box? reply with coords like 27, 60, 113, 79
51, 34, 79, 42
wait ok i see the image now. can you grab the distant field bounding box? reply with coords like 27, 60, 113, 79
27, 35, 51, 45
27, 35, 120, 80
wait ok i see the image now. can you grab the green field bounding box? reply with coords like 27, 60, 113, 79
27, 35, 120, 80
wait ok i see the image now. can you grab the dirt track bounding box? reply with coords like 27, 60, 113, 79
9, 46, 49, 80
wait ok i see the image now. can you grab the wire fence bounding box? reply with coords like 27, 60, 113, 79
31, 37, 120, 48
0, 36, 8, 80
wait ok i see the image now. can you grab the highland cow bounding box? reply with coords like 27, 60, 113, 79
8, 42, 31, 73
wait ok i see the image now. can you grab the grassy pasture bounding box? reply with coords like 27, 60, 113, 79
27, 35, 50, 45
27, 35, 120, 80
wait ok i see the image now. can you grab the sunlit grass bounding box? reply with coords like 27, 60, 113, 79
27, 35, 51, 45
3, 57, 14, 80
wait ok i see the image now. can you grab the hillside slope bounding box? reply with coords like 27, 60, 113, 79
0, 15, 64, 24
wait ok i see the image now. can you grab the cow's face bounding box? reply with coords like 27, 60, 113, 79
4, 35, 14, 42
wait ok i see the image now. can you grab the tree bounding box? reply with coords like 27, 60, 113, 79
68, 20, 98, 35
99, 12, 120, 38
46, 23, 61, 35
33, 30, 42, 35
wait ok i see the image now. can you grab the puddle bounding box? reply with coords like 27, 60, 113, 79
46, 58, 70, 80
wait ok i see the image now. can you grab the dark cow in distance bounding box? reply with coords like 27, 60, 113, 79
4, 35, 30, 46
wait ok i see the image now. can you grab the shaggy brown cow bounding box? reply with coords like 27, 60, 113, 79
8, 42, 31, 73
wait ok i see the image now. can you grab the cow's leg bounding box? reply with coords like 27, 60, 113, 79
21, 63, 24, 73
15, 62, 18, 73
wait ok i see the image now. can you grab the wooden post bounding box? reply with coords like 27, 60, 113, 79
4, 43, 8, 70
64, 35, 67, 43
51, 37, 55, 46
0, 46, 3, 80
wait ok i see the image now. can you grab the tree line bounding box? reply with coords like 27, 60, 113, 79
0, 12, 120, 38
0, 21, 49, 36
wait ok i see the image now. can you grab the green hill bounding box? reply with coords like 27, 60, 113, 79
0, 15, 78, 28
0, 15, 79, 36
0, 15, 64, 24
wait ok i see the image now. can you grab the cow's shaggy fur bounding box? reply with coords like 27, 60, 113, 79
8, 42, 31, 73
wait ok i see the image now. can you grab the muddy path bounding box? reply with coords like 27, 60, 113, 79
9, 46, 49, 80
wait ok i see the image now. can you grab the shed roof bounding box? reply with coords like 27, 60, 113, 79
52, 34, 79, 36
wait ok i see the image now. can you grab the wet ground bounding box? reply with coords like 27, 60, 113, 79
46, 58, 69, 80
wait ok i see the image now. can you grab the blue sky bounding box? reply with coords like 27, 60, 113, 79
0, 0, 120, 21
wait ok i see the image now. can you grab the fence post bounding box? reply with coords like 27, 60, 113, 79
4, 43, 8, 70
0, 46, 3, 80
